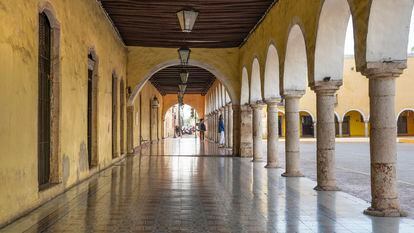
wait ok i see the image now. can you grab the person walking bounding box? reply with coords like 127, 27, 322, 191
218, 114, 225, 147
199, 119, 206, 140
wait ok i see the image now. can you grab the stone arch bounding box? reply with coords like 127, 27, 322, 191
250, 57, 262, 103
128, 59, 238, 106
264, 44, 280, 100
314, 0, 351, 82
241, 67, 250, 105
283, 24, 308, 93
38, 1, 62, 185
366, 0, 414, 63
342, 109, 367, 122
342, 109, 367, 137
299, 110, 315, 122
163, 103, 201, 121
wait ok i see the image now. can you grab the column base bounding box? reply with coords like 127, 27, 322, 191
363, 207, 407, 217
251, 158, 265, 162
281, 172, 304, 177
314, 185, 340, 191
265, 163, 281, 168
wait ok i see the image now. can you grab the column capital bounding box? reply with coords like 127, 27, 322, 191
361, 61, 406, 79
265, 98, 281, 106
240, 104, 252, 112
231, 104, 240, 112
282, 90, 305, 99
250, 101, 266, 110
311, 80, 342, 95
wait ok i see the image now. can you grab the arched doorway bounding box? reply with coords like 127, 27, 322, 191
342, 110, 367, 137
164, 104, 200, 138
300, 111, 314, 137
397, 109, 414, 136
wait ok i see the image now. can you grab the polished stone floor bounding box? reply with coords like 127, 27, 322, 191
263, 140, 414, 218
2, 138, 414, 233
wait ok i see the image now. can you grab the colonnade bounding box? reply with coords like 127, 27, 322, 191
236, 67, 405, 216
204, 82, 236, 154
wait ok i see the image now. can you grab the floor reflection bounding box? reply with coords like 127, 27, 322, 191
2, 139, 414, 232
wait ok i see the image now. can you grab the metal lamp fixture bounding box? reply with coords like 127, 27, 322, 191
176, 9, 199, 33
179, 84, 187, 93
178, 47, 191, 65
180, 69, 189, 83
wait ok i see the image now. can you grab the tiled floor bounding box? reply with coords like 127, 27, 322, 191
2, 138, 414, 233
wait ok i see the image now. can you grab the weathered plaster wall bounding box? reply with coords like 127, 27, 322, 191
132, 82, 163, 147
162, 94, 205, 120
0, 0, 126, 226
126, 47, 240, 105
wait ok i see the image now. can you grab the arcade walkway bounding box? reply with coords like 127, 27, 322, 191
2, 139, 414, 233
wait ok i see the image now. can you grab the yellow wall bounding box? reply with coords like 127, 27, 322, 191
0, 0, 126, 226
345, 111, 365, 137
162, 94, 205, 120
132, 82, 163, 147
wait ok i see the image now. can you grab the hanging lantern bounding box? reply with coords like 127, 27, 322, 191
178, 47, 191, 65
176, 9, 199, 33
180, 69, 189, 83
179, 84, 187, 93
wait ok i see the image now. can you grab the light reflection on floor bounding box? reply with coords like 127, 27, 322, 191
2, 138, 414, 233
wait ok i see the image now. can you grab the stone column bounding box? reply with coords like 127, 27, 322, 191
364, 121, 369, 137
251, 102, 266, 162
282, 91, 304, 177
232, 104, 240, 156
265, 99, 281, 168
362, 62, 405, 217
228, 104, 234, 148
216, 110, 221, 143
312, 80, 342, 191
338, 121, 343, 137
225, 104, 230, 148
313, 122, 317, 138
240, 104, 253, 157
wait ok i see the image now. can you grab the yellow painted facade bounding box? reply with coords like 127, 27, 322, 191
0, 0, 127, 226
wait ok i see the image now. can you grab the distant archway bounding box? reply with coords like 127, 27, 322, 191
397, 109, 414, 136
342, 110, 367, 137
300, 111, 314, 137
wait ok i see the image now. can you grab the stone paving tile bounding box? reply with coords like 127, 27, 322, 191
2, 138, 414, 233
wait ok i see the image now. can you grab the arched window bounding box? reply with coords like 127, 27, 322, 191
112, 74, 119, 158
87, 51, 98, 168
38, 7, 61, 189
38, 12, 52, 187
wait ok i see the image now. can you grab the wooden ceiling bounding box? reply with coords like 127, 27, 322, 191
149, 65, 216, 95
98, 0, 276, 48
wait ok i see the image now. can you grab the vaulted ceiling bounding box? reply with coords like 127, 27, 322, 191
98, 0, 276, 48
149, 66, 216, 95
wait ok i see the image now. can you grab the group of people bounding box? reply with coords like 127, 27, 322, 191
198, 115, 226, 147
